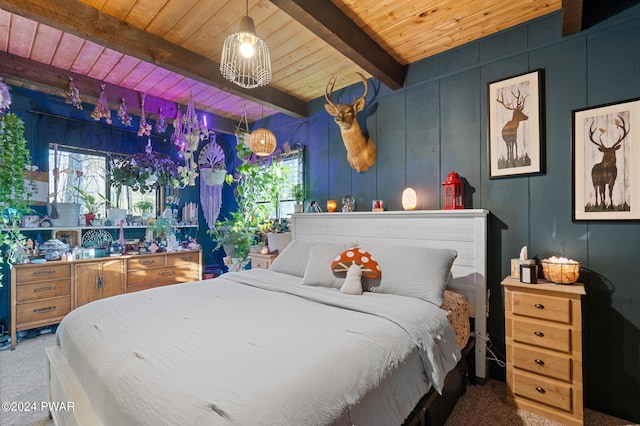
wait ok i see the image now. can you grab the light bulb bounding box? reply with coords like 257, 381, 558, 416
239, 41, 254, 58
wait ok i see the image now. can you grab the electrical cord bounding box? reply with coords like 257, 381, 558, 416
475, 332, 506, 368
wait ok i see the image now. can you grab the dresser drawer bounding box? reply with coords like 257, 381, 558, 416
511, 318, 571, 352
127, 265, 198, 287
512, 370, 573, 412
127, 255, 166, 271
15, 264, 71, 283
511, 291, 571, 323
167, 252, 199, 266
512, 344, 572, 381
16, 279, 71, 303
16, 297, 72, 325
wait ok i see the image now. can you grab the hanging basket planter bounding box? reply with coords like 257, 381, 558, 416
202, 167, 227, 186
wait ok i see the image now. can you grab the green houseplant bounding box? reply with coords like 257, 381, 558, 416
292, 183, 306, 213
70, 186, 108, 224
209, 141, 288, 261
110, 150, 186, 195
0, 112, 33, 280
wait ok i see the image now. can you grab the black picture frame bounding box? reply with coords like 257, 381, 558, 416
488, 69, 545, 178
572, 98, 640, 221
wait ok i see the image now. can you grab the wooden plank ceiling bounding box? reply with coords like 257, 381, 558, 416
0, 0, 592, 130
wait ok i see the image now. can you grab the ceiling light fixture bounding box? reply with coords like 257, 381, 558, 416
220, 0, 272, 89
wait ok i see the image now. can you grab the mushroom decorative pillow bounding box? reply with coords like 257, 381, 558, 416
331, 248, 381, 278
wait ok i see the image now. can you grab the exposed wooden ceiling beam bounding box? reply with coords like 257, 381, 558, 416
561, 0, 584, 36
0, 0, 308, 119
0, 51, 239, 134
270, 0, 405, 90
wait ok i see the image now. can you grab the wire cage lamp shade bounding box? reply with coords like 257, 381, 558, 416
249, 128, 277, 156
220, 13, 272, 89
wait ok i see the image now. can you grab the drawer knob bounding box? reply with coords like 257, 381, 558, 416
34, 285, 55, 292
534, 331, 545, 337
534, 359, 545, 366
535, 386, 546, 394
34, 270, 55, 276
140, 260, 156, 265
34, 306, 56, 314
534, 303, 545, 309
179, 256, 191, 261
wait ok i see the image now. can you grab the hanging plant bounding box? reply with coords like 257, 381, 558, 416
91, 83, 112, 124
0, 78, 11, 112
118, 98, 132, 126
65, 77, 83, 110
156, 107, 168, 134
1, 111, 33, 279
137, 92, 152, 137
110, 139, 186, 194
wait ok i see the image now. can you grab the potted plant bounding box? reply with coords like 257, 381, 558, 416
201, 162, 227, 186
110, 150, 186, 195
292, 183, 305, 213
208, 141, 288, 264
71, 186, 108, 225
133, 200, 154, 224
1, 110, 33, 278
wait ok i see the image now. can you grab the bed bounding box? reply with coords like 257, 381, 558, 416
46, 209, 488, 426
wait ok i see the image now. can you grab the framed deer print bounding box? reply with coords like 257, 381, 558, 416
573, 98, 640, 221
488, 70, 544, 178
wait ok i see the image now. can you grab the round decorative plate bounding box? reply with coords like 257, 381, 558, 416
81, 229, 113, 247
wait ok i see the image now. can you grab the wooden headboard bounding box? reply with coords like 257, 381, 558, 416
291, 209, 489, 382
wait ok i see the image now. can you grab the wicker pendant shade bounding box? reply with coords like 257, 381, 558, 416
220, 1, 271, 89
249, 128, 276, 156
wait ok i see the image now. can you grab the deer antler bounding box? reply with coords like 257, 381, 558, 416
589, 115, 629, 148
355, 72, 369, 105
497, 88, 527, 111
325, 75, 338, 108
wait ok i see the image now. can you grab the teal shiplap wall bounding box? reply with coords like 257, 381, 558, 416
263, 7, 640, 422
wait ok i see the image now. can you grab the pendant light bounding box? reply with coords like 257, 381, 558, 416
220, 0, 272, 89
249, 105, 276, 156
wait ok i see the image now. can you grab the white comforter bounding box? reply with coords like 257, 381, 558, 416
56, 268, 461, 426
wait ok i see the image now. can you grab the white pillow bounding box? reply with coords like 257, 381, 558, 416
360, 243, 457, 305
268, 240, 314, 277
301, 242, 356, 288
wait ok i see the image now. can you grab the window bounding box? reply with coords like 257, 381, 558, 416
49, 145, 156, 217
273, 148, 304, 218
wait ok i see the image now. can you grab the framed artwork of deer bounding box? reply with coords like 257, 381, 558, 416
488, 70, 544, 178
572, 98, 640, 221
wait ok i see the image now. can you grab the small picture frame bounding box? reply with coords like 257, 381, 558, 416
572, 97, 640, 221
520, 264, 538, 284
488, 70, 545, 178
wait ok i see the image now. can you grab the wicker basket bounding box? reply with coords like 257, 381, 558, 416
541, 260, 581, 284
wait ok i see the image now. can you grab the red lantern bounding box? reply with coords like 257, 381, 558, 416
442, 171, 464, 210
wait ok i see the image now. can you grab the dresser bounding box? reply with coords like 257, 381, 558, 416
10, 250, 201, 349
11, 263, 72, 350
502, 276, 586, 425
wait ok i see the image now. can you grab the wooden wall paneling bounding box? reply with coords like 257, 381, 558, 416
327, 105, 351, 205
374, 90, 406, 211
306, 109, 330, 208
406, 82, 441, 210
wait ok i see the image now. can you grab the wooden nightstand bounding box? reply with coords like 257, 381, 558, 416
501, 276, 586, 425
249, 253, 277, 269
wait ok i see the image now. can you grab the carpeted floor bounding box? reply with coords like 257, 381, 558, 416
0, 333, 637, 426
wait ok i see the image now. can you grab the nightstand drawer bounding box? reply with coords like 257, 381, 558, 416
16, 297, 72, 325
251, 256, 271, 269
15, 264, 71, 283
511, 318, 571, 352
512, 344, 572, 381
512, 292, 571, 323
127, 255, 166, 271
512, 370, 573, 412
16, 279, 71, 303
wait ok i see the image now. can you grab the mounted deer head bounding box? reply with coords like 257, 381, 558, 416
324, 73, 376, 173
